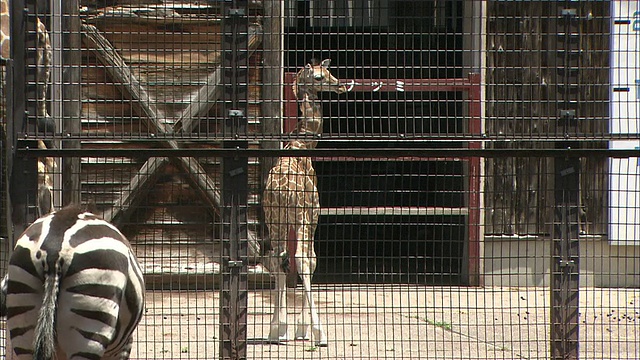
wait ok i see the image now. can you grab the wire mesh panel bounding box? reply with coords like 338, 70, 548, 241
0, 1, 639, 360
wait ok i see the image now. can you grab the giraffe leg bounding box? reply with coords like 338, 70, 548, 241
293, 222, 311, 340
294, 225, 327, 347
268, 269, 289, 343
263, 234, 290, 343
263, 199, 292, 343
294, 250, 310, 341
296, 254, 326, 346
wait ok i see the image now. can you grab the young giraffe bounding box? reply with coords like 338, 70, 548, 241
263, 59, 346, 346
0, 0, 55, 216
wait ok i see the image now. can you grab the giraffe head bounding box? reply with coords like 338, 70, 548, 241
293, 59, 347, 97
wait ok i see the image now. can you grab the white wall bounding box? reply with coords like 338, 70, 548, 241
484, 236, 640, 288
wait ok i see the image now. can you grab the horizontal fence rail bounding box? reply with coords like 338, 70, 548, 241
14, 147, 640, 158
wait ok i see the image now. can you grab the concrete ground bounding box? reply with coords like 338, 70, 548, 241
130, 285, 638, 360
1, 286, 638, 359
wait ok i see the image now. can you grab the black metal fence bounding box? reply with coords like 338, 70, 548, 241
1, 1, 639, 359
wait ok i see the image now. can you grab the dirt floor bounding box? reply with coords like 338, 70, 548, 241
1, 285, 639, 359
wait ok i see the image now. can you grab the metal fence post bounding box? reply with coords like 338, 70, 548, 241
61, 0, 81, 206
220, 1, 250, 359
8, 0, 42, 238
551, 3, 581, 359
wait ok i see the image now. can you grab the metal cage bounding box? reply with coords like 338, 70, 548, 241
1, 1, 638, 359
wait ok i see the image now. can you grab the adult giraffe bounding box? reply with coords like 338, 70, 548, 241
263, 59, 346, 347
1, 0, 55, 217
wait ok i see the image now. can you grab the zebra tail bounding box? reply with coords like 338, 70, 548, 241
33, 270, 60, 360
0, 274, 7, 317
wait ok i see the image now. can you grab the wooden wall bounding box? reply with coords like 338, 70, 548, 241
485, 1, 610, 236
79, 3, 266, 287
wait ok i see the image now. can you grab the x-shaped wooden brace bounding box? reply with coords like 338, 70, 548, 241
82, 23, 262, 258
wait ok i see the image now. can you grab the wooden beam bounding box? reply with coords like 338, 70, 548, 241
173, 24, 262, 134
82, 23, 168, 133
172, 156, 222, 208
102, 156, 169, 225
82, 23, 262, 259
84, 24, 210, 209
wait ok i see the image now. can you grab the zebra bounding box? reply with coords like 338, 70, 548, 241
1, 205, 145, 359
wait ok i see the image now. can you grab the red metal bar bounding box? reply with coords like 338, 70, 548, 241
284, 73, 298, 133
283, 73, 480, 132
283, 73, 483, 286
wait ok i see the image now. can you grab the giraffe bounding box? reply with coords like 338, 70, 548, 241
0, 0, 55, 217
262, 59, 346, 346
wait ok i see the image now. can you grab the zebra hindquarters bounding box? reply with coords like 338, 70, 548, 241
56, 251, 144, 360
5, 207, 145, 360
5, 246, 57, 360
55, 276, 124, 359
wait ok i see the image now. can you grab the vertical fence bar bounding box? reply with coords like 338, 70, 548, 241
261, 0, 283, 182
3, 24, 16, 240
467, 73, 482, 286
220, 1, 250, 359
551, 2, 581, 359
61, 0, 80, 206
8, 0, 40, 237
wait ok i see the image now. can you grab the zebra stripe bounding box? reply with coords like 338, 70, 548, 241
4, 205, 145, 360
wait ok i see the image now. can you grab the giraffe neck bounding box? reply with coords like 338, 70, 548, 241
0, 0, 51, 119
35, 19, 52, 119
0, 0, 10, 60
290, 85, 323, 149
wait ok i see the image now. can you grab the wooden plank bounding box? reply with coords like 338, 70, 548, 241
141, 264, 273, 290
84, 5, 224, 27
101, 31, 222, 53
119, 51, 221, 65
99, 156, 231, 230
